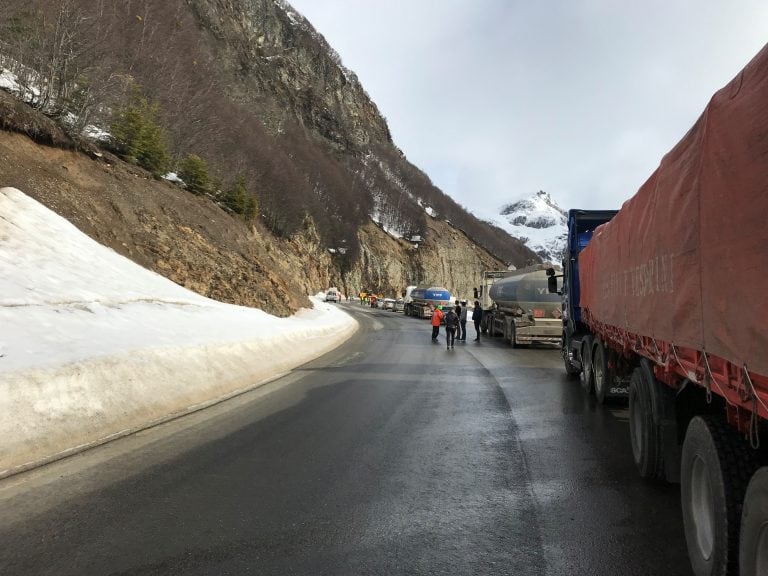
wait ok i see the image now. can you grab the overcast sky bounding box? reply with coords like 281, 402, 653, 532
288, 0, 768, 216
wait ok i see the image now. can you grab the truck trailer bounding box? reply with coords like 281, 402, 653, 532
403, 285, 452, 319
479, 266, 562, 347
550, 45, 768, 576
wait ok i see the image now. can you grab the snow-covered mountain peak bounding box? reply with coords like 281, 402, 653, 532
500, 190, 564, 221
494, 190, 567, 265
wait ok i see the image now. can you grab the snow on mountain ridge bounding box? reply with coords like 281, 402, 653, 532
493, 191, 567, 265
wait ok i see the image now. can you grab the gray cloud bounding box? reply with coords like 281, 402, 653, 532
288, 0, 768, 215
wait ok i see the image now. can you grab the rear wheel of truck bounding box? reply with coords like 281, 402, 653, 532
562, 336, 580, 379
629, 361, 665, 481
581, 336, 594, 395
681, 416, 759, 576
592, 339, 613, 404
740, 467, 768, 576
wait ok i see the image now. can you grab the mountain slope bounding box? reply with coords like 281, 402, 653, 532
0, 0, 537, 305
0, 111, 506, 313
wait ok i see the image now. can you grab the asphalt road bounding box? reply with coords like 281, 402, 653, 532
0, 303, 693, 575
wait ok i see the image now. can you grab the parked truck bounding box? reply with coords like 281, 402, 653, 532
478, 266, 562, 347
403, 284, 452, 319
549, 45, 768, 576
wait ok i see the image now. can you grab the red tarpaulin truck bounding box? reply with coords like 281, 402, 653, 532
549, 46, 768, 576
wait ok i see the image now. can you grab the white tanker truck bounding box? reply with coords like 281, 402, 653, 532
478, 265, 562, 347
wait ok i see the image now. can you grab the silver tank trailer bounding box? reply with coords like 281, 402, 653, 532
488, 270, 561, 315
486, 269, 562, 346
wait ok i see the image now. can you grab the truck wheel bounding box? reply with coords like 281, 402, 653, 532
740, 467, 768, 576
629, 362, 665, 481
562, 336, 580, 379
592, 339, 613, 404
510, 322, 518, 348
681, 416, 759, 576
581, 336, 595, 395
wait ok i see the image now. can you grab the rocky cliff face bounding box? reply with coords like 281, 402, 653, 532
345, 219, 504, 300
189, 0, 391, 152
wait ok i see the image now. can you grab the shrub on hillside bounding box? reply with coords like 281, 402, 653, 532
110, 88, 170, 177
178, 154, 212, 195
225, 175, 259, 221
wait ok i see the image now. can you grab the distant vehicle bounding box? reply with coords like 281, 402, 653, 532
382, 298, 396, 311
325, 287, 339, 303
403, 285, 452, 319
403, 285, 417, 307
394, 298, 405, 312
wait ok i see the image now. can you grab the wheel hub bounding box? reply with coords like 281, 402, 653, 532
690, 455, 715, 561
630, 397, 642, 462
595, 363, 603, 390
757, 521, 768, 575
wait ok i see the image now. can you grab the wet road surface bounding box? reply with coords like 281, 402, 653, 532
0, 304, 692, 575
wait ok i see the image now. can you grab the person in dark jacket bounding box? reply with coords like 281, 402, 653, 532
459, 299, 468, 341
472, 300, 483, 341
454, 300, 462, 340
444, 306, 459, 350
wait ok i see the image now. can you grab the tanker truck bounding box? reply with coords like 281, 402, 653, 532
549, 45, 768, 576
403, 285, 452, 319
479, 266, 562, 347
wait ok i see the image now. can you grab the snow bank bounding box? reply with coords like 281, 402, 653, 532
0, 188, 358, 477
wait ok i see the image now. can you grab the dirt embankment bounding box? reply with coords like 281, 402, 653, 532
0, 123, 326, 316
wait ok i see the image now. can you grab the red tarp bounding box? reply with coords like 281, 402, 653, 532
580, 43, 768, 379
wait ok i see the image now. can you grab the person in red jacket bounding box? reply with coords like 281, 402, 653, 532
431, 304, 444, 342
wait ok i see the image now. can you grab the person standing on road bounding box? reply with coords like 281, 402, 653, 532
431, 304, 444, 342
444, 306, 459, 350
454, 300, 462, 340
472, 300, 483, 341
459, 299, 468, 341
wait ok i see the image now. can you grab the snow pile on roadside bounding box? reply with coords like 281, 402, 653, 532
0, 187, 358, 477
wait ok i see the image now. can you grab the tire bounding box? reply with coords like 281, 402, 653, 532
510, 322, 519, 348
629, 361, 665, 481
681, 416, 760, 576
581, 335, 594, 395
592, 339, 613, 404
740, 467, 768, 576
562, 336, 580, 379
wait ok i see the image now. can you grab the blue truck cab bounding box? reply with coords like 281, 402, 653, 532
553, 209, 618, 377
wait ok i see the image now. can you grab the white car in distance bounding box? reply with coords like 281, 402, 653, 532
325, 288, 340, 303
